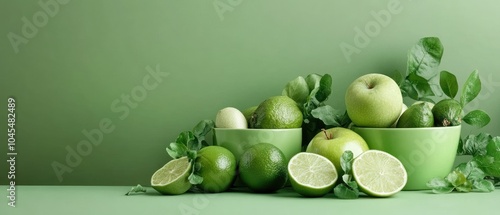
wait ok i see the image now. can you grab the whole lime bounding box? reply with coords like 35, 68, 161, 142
195, 146, 237, 193
238, 143, 288, 193
251, 96, 303, 129
432, 99, 463, 127
396, 103, 434, 128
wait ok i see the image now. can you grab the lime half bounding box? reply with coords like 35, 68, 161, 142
151, 156, 192, 195
288, 152, 338, 197
352, 150, 407, 197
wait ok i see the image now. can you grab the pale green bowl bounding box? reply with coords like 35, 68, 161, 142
351, 126, 461, 190
213, 128, 302, 163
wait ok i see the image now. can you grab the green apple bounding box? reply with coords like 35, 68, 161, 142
306, 127, 369, 174
345, 73, 403, 127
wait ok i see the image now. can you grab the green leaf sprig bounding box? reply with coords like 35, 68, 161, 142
438, 70, 490, 128
333, 151, 360, 199
166, 120, 215, 185
397, 37, 443, 102
282, 74, 351, 146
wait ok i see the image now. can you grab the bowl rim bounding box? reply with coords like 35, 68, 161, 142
351, 125, 461, 131
213, 128, 302, 131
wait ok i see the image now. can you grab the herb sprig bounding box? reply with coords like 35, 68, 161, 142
333, 151, 360, 199
282, 74, 351, 146
166, 119, 215, 185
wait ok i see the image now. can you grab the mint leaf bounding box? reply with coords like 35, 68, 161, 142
175, 131, 196, 149
314, 74, 332, 103
166, 142, 188, 159
458, 133, 492, 156
334, 182, 359, 199
193, 120, 214, 140
334, 150, 360, 199
446, 170, 467, 187
474, 136, 500, 177
455, 180, 473, 192
439, 70, 458, 99
192, 120, 215, 149
463, 110, 490, 128
340, 150, 354, 174
460, 70, 481, 107
472, 179, 495, 192
188, 173, 203, 185
427, 178, 454, 194
465, 163, 486, 181
186, 150, 197, 161
125, 184, 147, 196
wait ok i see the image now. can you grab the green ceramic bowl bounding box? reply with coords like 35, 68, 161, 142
213, 128, 302, 163
351, 126, 461, 190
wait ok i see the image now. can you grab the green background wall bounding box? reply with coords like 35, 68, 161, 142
1, 0, 499, 185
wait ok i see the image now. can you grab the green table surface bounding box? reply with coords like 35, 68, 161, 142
1, 186, 499, 215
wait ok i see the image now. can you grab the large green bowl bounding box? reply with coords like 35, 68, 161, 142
351, 126, 461, 190
213, 128, 302, 163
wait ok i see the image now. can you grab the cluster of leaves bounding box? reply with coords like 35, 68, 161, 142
396, 37, 490, 128
427, 161, 495, 193
439, 70, 491, 127
282, 74, 350, 146
461, 134, 500, 179
333, 151, 360, 199
166, 120, 215, 185
397, 37, 499, 192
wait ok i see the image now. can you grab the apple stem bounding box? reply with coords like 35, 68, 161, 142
322, 128, 333, 140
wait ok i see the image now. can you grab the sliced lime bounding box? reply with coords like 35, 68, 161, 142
151, 156, 192, 195
288, 152, 338, 197
352, 150, 407, 197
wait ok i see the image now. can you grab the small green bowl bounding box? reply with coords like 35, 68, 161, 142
213, 128, 302, 163
351, 126, 461, 190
